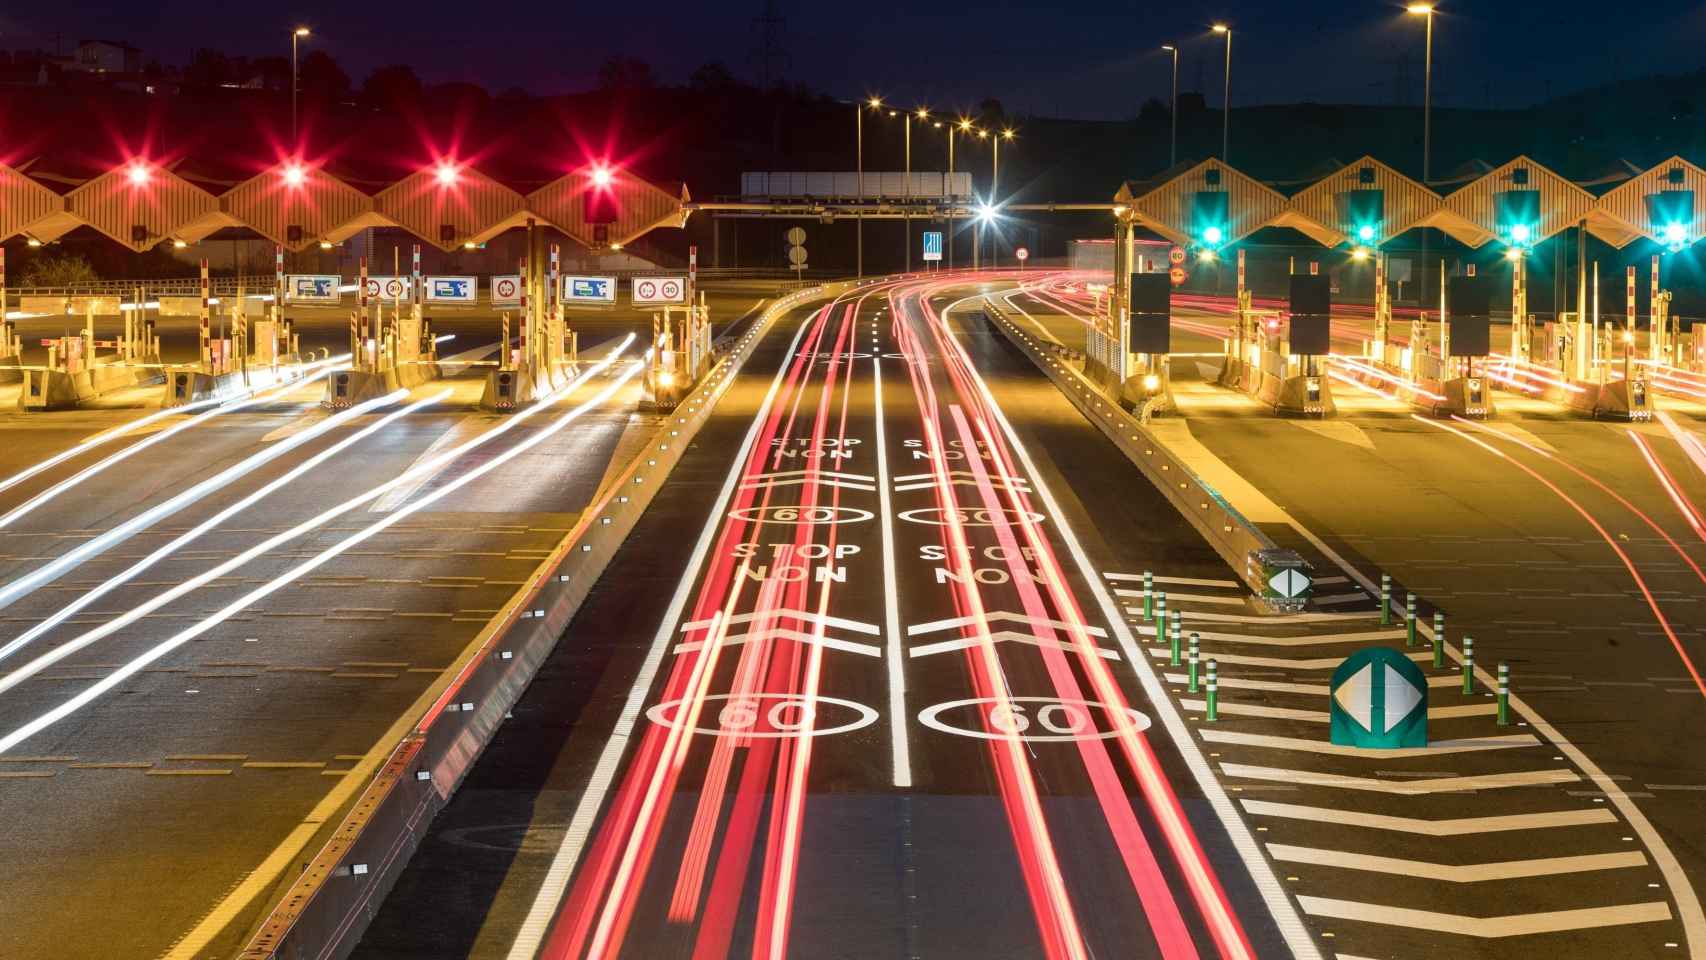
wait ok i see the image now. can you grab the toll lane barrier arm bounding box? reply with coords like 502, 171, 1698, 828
235, 279, 862, 960
979, 298, 1279, 597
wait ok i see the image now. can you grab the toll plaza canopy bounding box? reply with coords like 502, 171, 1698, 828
0, 92, 689, 254
1115, 154, 1706, 253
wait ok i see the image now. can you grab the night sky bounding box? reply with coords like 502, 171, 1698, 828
5, 1, 1706, 119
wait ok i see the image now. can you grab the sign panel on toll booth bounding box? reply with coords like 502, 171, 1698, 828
632, 276, 688, 305
564, 276, 617, 304
425, 276, 477, 304
489, 275, 521, 307
286, 275, 341, 305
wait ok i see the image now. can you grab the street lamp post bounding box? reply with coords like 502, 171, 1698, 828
291, 27, 310, 143
1212, 24, 1231, 164
1162, 44, 1179, 168
906, 107, 927, 273
858, 97, 881, 279
1407, 5, 1435, 184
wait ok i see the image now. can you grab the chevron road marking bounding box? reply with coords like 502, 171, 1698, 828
1295, 896, 1671, 937
1180, 699, 1497, 723
1239, 799, 1618, 835
1221, 763, 1577, 795
1150, 647, 1431, 671
673, 626, 882, 658
682, 608, 878, 635
1164, 673, 1461, 695
910, 628, 1119, 661
1199, 729, 1540, 758
1118, 589, 1247, 606
1267, 844, 1646, 882
1133, 625, 1409, 647
1129, 608, 1378, 624
907, 610, 1106, 638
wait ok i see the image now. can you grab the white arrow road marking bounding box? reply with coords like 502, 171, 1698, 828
1267, 845, 1646, 882
907, 610, 1106, 637
740, 470, 876, 492
1295, 897, 1671, 937
1199, 729, 1539, 758
683, 609, 878, 636
910, 628, 1119, 661
1181, 700, 1496, 723
1105, 572, 1239, 588
1221, 764, 1577, 795
1133, 625, 1408, 647
1240, 799, 1618, 835
1148, 647, 1431, 671
673, 626, 882, 659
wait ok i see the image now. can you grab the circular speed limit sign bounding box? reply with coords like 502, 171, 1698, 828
1015, 247, 1029, 262
662, 279, 682, 299
637, 280, 658, 299
1168, 245, 1186, 265
495, 278, 517, 298
1168, 266, 1188, 286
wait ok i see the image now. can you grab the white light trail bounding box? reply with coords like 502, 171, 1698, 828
0, 337, 633, 711
0, 350, 642, 753
0, 397, 228, 498
0, 390, 425, 660
0, 358, 345, 530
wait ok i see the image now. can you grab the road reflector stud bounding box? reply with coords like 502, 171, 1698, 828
415, 770, 431, 781
1328, 647, 1428, 748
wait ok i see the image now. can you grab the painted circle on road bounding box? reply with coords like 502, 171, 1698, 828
729, 505, 875, 526
647, 693, 877, 739
897, 506, 1045, 527
919, 696, 1151, 743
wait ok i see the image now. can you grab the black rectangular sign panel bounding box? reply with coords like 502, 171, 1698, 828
1447, 275, 1494, 319
1449, 317, 1491, 357
1129, 273, 1170, 315
1290, 274, 1331, 318
1289, 316, 1331, 356
1131, 313, 1171, 355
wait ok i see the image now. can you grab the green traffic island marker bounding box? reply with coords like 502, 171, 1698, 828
1329, 646, 1429, 748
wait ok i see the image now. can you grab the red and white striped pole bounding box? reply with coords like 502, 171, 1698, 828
1652, 253, 1662, 360
1237, 248, 1246, 298
549, 243, 562, 368
358, 256, 370, 371
0, 246, 9, 359
1627, 264, 1637, 332
517, 256, 528, 373
199, 259, 212, 370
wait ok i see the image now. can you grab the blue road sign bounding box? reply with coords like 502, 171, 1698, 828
426, 276, 477, 304
922, 231, 944, 262
566, 276, 616, 303
286, 274, 340, 304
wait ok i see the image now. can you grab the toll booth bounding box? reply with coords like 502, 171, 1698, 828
1121, 273, 1174, 413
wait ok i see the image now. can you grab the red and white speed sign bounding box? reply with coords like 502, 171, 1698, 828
1015, 247, 1029, 261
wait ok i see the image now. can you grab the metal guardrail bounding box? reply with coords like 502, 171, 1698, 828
233, 276, 869, 960
981, 297, 1281, 598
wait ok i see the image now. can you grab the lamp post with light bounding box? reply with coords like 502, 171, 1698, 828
291, 27, 310, 142
1212, 24, 1231, 163
1161, 43, 1179, 168
1407, 5, 1435, 185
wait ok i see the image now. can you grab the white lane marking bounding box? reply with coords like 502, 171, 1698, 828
1278, 493, 1706, 948
1137, 609, 1378, 624
911, 628, 1120, 661
906, 610, 1107, 637
0, 388, 400, 617
892, 477, 1033, 492
1222, 764, 1577, 795
505, 308, 815, 959
1181, 700, 1496, 723
1164, 673, 1459, 694
1312, 592, 1373, 605
1130, 590, 1247, 606
1199, 729, 1539, 758
681, 608, 878, 635
743, 467, 876, 481
1133, 625, 1408, 647
743, 476, 876, 492
672, 626, 882, 659
1268, 845, 1646, 882
1148, 647, 1431, 671
1105, 572, 1239, 588
1295, 897, 1671, 937
369, 417, 482, 512
938, 292, 1319, 960
0, 356, 642, 755
1242, 799, 1616, 834
874, 350, 912, 787
0, 365, 336, 530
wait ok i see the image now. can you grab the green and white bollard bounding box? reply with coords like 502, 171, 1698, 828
1188, 634, 1200, 692
1170, 619, 1187, 665
1497, 662, 1510, 724
1405, 593, 1417, 646
1380, 573, 1392, 625
1169, 610, 1182, 664
1205, 660, 1219, 721
1462, 635, 1475, 694
1143, 571, 1154, 620
1432, 611, 1445, 669
1156, 591, 1167, 631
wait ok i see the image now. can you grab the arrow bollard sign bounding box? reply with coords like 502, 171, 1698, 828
1329, 647, 1428, 748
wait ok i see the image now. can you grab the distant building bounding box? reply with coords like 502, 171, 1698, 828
74, 40, 142, 74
